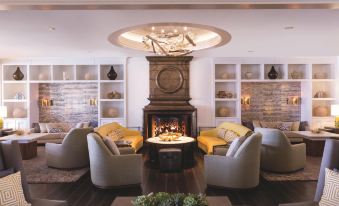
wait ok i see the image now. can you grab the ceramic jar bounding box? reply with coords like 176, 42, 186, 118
13, 67, 24, 80
313, 106, 329, 117
105, 108, 119, 118
218, 107, 230, 117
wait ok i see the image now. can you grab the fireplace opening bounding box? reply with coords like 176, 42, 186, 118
152, 115, 188, 137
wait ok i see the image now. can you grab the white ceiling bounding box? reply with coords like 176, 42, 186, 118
1, 9, 339, 59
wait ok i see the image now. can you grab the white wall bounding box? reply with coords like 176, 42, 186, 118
126, 57, 215, 128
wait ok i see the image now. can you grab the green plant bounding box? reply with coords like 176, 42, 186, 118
131, 192, 208, 206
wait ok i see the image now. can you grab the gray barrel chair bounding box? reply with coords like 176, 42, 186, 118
255, 128, 306, 173
46, 128, 93, 169
279, 138, 339, 206
0, 140, 67, 206
204, 132, 262, 189
87, 133, 142, 189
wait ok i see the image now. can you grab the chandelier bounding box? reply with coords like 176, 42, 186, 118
142, 26, 196, 56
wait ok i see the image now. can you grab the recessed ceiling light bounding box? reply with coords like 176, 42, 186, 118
284, 26, 295, 30
151, 26, 155, 31
49, 26, 56, 31
161, 29, 165, 33
184, 26, 188, 31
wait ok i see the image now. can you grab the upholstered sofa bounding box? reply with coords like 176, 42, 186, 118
197, 122, 252, 154
95, 122, 143, 152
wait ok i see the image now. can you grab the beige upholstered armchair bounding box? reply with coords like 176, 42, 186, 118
87, 133, 142, 189
255, 128, 306, 173
46, 128, 93, 169
204, 132, 262, 189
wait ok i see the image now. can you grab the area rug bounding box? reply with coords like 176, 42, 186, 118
261, 156, 321, 181
22, 146, 89, 184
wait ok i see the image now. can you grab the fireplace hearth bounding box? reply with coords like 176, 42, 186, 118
143, 56, 197, 139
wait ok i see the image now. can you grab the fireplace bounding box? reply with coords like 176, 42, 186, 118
143, 56, 197, 139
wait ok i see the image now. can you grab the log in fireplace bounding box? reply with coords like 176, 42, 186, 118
143, 56, 197, 139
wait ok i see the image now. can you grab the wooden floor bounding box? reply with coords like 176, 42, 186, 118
29, 150, 318, 206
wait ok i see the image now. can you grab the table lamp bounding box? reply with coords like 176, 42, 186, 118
331, 104, 339, 128
0, 106, 8, 129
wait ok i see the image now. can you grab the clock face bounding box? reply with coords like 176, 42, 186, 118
156, 66, 184, 94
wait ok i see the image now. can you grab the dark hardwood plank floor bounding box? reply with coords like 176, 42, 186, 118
29, 150, 318, 206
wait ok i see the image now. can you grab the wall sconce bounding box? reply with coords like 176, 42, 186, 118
241, 96, 251, 105
41, 99, 53, 107
286, 97, 302, 105
89, 98, 97, 106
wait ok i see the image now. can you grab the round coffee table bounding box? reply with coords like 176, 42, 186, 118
146, 136, 195, 168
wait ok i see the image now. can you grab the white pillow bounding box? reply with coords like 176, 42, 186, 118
319, 168, 339, 206
226, 136, 246, 157
75, 123, 83, 128
38, 123, 47, 133
0, 171, 31, 206
82, 122, 90, 128
103, 137, 120, 155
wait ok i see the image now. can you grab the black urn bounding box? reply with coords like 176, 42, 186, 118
107, 66, 117, 80
268, 66, 278, 79
13, 67, 24, 80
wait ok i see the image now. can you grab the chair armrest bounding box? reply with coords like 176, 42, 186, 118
123, 128, 141, 136
31, 198, 68, 206
109, 154, 142, 175
45, 143, 63, 157
200, 128, 218, 137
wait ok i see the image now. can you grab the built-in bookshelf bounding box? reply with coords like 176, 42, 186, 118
213, 58, 338, 128
1, 59, 127, 129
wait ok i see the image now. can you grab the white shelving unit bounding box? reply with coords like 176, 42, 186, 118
213, 58, 338, 128
1, 59, 127, 129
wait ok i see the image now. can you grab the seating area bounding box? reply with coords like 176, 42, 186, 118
1, 2, 339, 206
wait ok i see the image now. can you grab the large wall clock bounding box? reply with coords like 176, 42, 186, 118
155, 66, 184, 94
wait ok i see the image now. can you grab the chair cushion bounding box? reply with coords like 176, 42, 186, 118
0, 168, 14, 178
226, 136, 247, 157
0, 171, 31, 206
319, 168, 339, 206
197, 136, 227, 154
39, 123, 48, 133
103, 137, 120, 155
122, 136, 143, 152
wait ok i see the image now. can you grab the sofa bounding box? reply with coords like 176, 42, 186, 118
197, 122, 252, 154
95, 122, 143, 152
204, 132, 262, 189
242, 120, 309, 143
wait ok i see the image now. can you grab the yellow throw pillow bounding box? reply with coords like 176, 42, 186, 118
223, 130, 239, 142
107, 128, 124, 141
319, 168, 339, 206
0, 171, 31, 206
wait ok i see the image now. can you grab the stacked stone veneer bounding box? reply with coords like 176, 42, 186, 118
39, 83, 98, 123
241, 82, 301, 121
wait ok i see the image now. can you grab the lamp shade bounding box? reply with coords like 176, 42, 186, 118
331, 104, 339, 116
0, 106, 7, 118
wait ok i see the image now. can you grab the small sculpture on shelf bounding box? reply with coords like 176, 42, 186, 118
104, 108, 119, 118
216, 91, 233, 99
14, 92, 25, 100
107, 91, 122, 99
84, 73, 91, 80
268, 66, 278, 79
314, 72, 328, 79
245, 71, 253, 79
107, 66, 118, 80
314, 91, 327, 98
290, 70, 302, 79
13, 67, 24, 80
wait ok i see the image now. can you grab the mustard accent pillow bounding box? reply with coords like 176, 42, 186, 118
223, 130, 239, 142
319, 168, 339, 206
107, 128, 124, 141
96, 122, 122, 137
0, 171, 31, 206
217, 128, 226, 139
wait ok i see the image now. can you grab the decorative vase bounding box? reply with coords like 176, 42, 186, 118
105, 108, 119, 118
313, 106, 329, 117
84, 73, 91, 80
245, 72, 253, 79
113, 91, 122, 99
12, 108, 27, 118
13, 67, 24, 80
218, 107, 230, 117
38, 73, 45, 80
107, 66, 117, 80
268, 66, 278, 79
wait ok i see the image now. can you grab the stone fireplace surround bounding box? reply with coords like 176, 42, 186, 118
143, 56, 197, 139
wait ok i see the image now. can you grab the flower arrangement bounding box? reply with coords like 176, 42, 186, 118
132, 192, 208, 206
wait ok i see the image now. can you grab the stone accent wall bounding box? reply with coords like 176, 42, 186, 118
241, 82, 301, 121
39, 83, 98, 123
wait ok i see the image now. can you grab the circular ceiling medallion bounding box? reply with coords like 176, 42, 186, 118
156, 67, 184, 93
108, 22, 231, 55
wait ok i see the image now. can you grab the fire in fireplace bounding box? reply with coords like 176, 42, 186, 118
152, 115, 187, 137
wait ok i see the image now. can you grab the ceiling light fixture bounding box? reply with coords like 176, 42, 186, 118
108, 23, 232, 56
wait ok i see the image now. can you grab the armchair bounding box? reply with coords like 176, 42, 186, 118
255, 128, 306, 172
279, 138, 339, 205
95, 122, 143, 152
46, 128, 93, 169
198, 122, 252, 154
204, 132, 262, 189
87, 133, 142, 188
0, 140, 67, 206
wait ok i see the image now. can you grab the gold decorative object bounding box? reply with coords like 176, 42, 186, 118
290, 71, 302, 79
41, 99, 53, 107
217, 91, 233, 99
286, 97, 302, 105
89, 98, 97, 106
107, 91, 122, 99
15, 129, 25, 136
241, 96, 251, 105
314, 72, 328, 79
217, 107, 230, 117
314, 91, 326, 98
105, 108, 119, 118
159, 132, 182, 141
313, 106, 329, 117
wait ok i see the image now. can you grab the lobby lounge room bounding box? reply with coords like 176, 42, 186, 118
1, 1, 339, 206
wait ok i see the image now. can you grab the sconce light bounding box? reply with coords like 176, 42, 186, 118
41, 98, 53, 107
241, 96, 251, 105
89, 98, 97, 106
286, 97, 302, 105
331, 104, 339, 128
